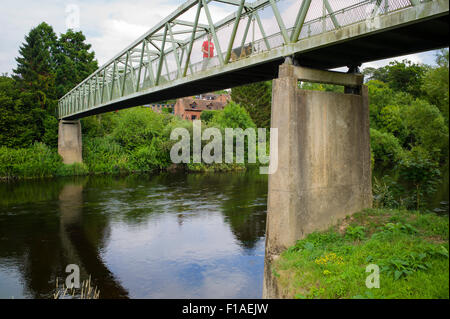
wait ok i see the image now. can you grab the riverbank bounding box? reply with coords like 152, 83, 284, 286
0, 142, 250, 180
0, 104, 261, 180
272, 208, 449, 299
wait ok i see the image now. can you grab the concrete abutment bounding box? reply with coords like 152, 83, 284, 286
263, 64, 372, 298
58, 120, 82, 164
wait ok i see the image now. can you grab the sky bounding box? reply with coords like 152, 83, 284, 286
0, 0, 442, 76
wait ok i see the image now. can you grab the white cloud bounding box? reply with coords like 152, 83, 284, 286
0, 0, 234, 73
0, 0, 442, 75
362, 51, 436, 70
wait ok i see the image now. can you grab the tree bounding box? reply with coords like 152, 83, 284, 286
200, 110, 217, 123
6, 24, 98, 148
399, 147, 441, 210
403, 99, 448, 162
210, 102, 256, 129
55, 29, 98, 98
231, 81, 271, 128
369, 60, 428, 99
10, 22, 59, 147
422, 49, 449, 123
363, 66, 389, 83
0, 76, 37, 147
370, 128, 404, 170
13, 22, 58, 110
378, 104, 409, 145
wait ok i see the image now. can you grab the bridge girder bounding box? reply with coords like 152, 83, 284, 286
59, 0, 449, 120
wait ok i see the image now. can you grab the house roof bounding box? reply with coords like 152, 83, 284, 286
179, 97, 226, 111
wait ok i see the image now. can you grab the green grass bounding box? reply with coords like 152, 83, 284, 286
0, 143, 88, 179
274, 208, 449, 299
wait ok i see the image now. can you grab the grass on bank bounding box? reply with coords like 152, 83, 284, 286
274, 208, 449, 299
0, 142, 88, 179
0, 104, 262, 179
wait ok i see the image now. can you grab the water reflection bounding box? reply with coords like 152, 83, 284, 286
0, 170, 267, 298
59, 182, 129, 298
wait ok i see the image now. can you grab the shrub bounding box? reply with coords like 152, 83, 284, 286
130, 138, 169, 171
398, 147, 441, 210
112, 107, 167, 151
209, 102, 256, 129
83, 136, 130, 174
200, 110, 216, 123
0, 142, 62, 179
370, 128, 403, 169
403, 99, 448, 161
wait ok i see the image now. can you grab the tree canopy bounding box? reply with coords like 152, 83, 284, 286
0, 23, 98, 148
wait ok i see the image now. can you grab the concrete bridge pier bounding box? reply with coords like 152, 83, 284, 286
58, 120, 82, 164
263, 64, 372, 298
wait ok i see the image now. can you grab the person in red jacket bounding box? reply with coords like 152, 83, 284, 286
201, 34, 214, 71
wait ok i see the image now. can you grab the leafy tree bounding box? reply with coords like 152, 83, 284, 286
161, 107, 172, 114
367, 80, 395, 130
378, 104, 409, 145
112, 107, 167, 151
403, 99, 448, 161
231, 81, 271, 128
0, 76, 38, 147
42, 113, 59, 147
399, 147, 441, 210
200, 110, 217, 123
371, 60, 428, 98
370, 128, 404, 169
210, 102, 256, 129
422, 49, 449, 123
363, 66, 389, 83
55, 29, 98, 98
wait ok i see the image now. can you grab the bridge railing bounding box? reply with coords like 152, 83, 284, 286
58, 0, 422, 119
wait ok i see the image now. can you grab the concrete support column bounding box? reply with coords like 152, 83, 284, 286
58, 120, 82, 164
263, 64, 372, 298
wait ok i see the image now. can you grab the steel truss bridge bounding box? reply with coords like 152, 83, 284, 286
58, 0, 449, 120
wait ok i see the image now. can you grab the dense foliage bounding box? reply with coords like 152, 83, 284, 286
231, 81, 272, 128
81, 102, 257, 174
366, 51, 449, 210
0, 22, 97, 149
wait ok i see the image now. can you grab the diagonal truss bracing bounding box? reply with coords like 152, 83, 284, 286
58, 0, 441, 119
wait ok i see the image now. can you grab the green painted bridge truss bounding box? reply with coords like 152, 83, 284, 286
58, 0, 448, 119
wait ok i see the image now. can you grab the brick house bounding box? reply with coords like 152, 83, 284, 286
174, 93, 230, 120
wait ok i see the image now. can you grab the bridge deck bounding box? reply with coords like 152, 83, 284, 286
59, 0, 449, 120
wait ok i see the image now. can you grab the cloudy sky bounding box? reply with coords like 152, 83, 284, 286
0, 0, 440, 75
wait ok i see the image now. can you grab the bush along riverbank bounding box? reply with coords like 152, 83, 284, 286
272, 208, 449, 299
0, 142, 88, 180
0, 103, 262, 180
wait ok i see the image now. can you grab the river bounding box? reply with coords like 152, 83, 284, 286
0, 170, 268, 299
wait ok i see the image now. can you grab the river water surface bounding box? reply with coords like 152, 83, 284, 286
0, 170, 268, 298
